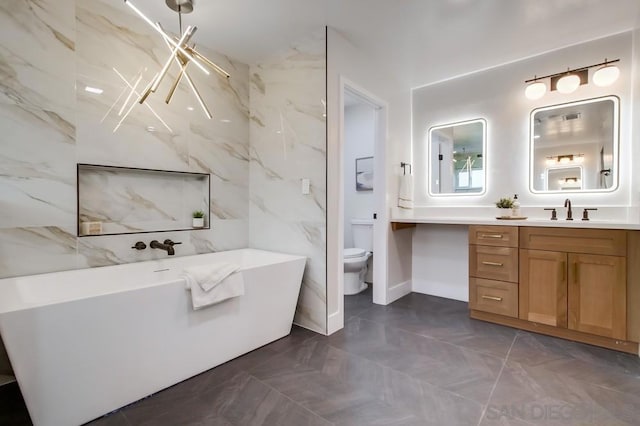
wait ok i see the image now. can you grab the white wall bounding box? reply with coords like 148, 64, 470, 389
327, 27, 413, 334
344, 103, 375, 247
410, 32, 636, 301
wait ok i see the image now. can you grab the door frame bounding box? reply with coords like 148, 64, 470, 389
327, 75, 388, 334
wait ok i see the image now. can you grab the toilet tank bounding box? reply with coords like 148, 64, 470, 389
351, 219, 373, 252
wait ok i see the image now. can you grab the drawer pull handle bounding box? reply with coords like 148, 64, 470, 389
481, 261, 503, 267
480, 234, 503, 239
482, 295, 503, 302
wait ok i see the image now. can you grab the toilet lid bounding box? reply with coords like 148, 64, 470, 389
344, 248, 366, 259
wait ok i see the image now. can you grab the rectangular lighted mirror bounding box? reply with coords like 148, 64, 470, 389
429, 118, 486, 196
530, 95, 619, 193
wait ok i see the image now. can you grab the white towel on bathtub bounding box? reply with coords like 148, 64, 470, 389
183, 263, 245, 310
183, 262, 239, 292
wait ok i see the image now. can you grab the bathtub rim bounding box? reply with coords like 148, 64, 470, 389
0, 248, 306, 315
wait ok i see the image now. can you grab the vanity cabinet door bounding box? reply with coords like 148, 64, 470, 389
568, 254, 626, 339
519, 249, 567, 327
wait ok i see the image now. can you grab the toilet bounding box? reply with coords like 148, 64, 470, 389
344, 219, 373, 295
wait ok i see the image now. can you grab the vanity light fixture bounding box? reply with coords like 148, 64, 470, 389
559, 177, 580, 184
524, 78, 546, 100
593, 59, 620, 87
545, 154, 584, 166
555, 72, 581, 94
122, 0, 230, 119
524, 58, 620, 99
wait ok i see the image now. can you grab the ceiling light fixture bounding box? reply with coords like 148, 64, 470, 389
122, 0, 230, 119
524, 58, 620, 100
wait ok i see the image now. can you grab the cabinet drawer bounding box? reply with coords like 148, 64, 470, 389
470, 278, 518, 318
469, 226, 518, 247
469, 245, 518, 282
520, 227, 626, 256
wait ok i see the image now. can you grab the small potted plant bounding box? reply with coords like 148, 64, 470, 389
192, 210, 205, 228
495, 197, 514, 218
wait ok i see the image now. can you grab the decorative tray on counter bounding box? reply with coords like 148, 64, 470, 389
496, 216, 528, 220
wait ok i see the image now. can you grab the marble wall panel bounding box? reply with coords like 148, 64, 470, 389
0, 0, 250, 279
0, 0, 76, 230
249, 32, 327, 334
0, 226, 79, 278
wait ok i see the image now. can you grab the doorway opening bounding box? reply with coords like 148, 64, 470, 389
340, 81, 386, 324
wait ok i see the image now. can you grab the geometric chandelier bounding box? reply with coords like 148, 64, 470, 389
123, 0, 230, 119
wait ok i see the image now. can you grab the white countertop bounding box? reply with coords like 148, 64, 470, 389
391, 207, 640, 230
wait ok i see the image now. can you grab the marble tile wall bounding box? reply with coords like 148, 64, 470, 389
0, 0, 250, 278
249, 33, 327, 334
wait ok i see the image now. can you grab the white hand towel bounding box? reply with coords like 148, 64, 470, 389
398, 174, 413, 209
183, 262, 239, 292
186, 271, 245, 310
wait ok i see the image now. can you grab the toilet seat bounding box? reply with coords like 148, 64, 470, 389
344, 248, 366, 259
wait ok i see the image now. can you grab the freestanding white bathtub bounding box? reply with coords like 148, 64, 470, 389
0, 249, 306, 426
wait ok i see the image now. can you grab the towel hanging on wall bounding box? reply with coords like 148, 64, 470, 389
398, 162, 413, 209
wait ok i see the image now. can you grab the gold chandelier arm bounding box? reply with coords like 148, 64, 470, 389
125, 0, 209, 76
184, 69, 213, 119
161, 36, 212, 119
161, 36, 188, 104
165, 68, 186, 104
149, 25, 195, 95
188, 47, 230, 78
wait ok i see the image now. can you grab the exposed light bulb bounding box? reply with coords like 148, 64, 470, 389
593, 65, 620, 87
556, 74, 580, 94
525, 81, 546, 100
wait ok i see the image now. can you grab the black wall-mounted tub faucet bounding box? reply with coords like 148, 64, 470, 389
150, 240, 175, 255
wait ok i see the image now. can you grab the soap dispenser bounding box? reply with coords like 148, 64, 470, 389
512, 194, 521, 217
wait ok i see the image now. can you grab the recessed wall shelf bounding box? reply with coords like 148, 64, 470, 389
77, 164, 210, 237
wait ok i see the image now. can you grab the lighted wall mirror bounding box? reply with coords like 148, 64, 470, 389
428, 118, 486, 196
530, 95, 619, 193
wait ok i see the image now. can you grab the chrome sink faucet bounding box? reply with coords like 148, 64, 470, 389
564, 198, 573, 221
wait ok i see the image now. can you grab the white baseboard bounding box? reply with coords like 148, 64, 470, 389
387, 280, 412, 304
412, 279, 469, 302
327, 311, 343, 335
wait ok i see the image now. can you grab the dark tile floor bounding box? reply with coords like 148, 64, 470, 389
3, 292, 640, 425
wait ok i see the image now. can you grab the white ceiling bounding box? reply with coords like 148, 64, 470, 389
132, 0, 640, 88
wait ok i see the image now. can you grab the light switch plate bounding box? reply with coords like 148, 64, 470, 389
301, 178, 310, 195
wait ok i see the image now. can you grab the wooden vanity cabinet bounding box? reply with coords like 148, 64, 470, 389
519, 249, 567, 327
469, 226, 519, 318
520, 227, 627, 340
469, 225, 637, 354
567, 253, 626, 339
